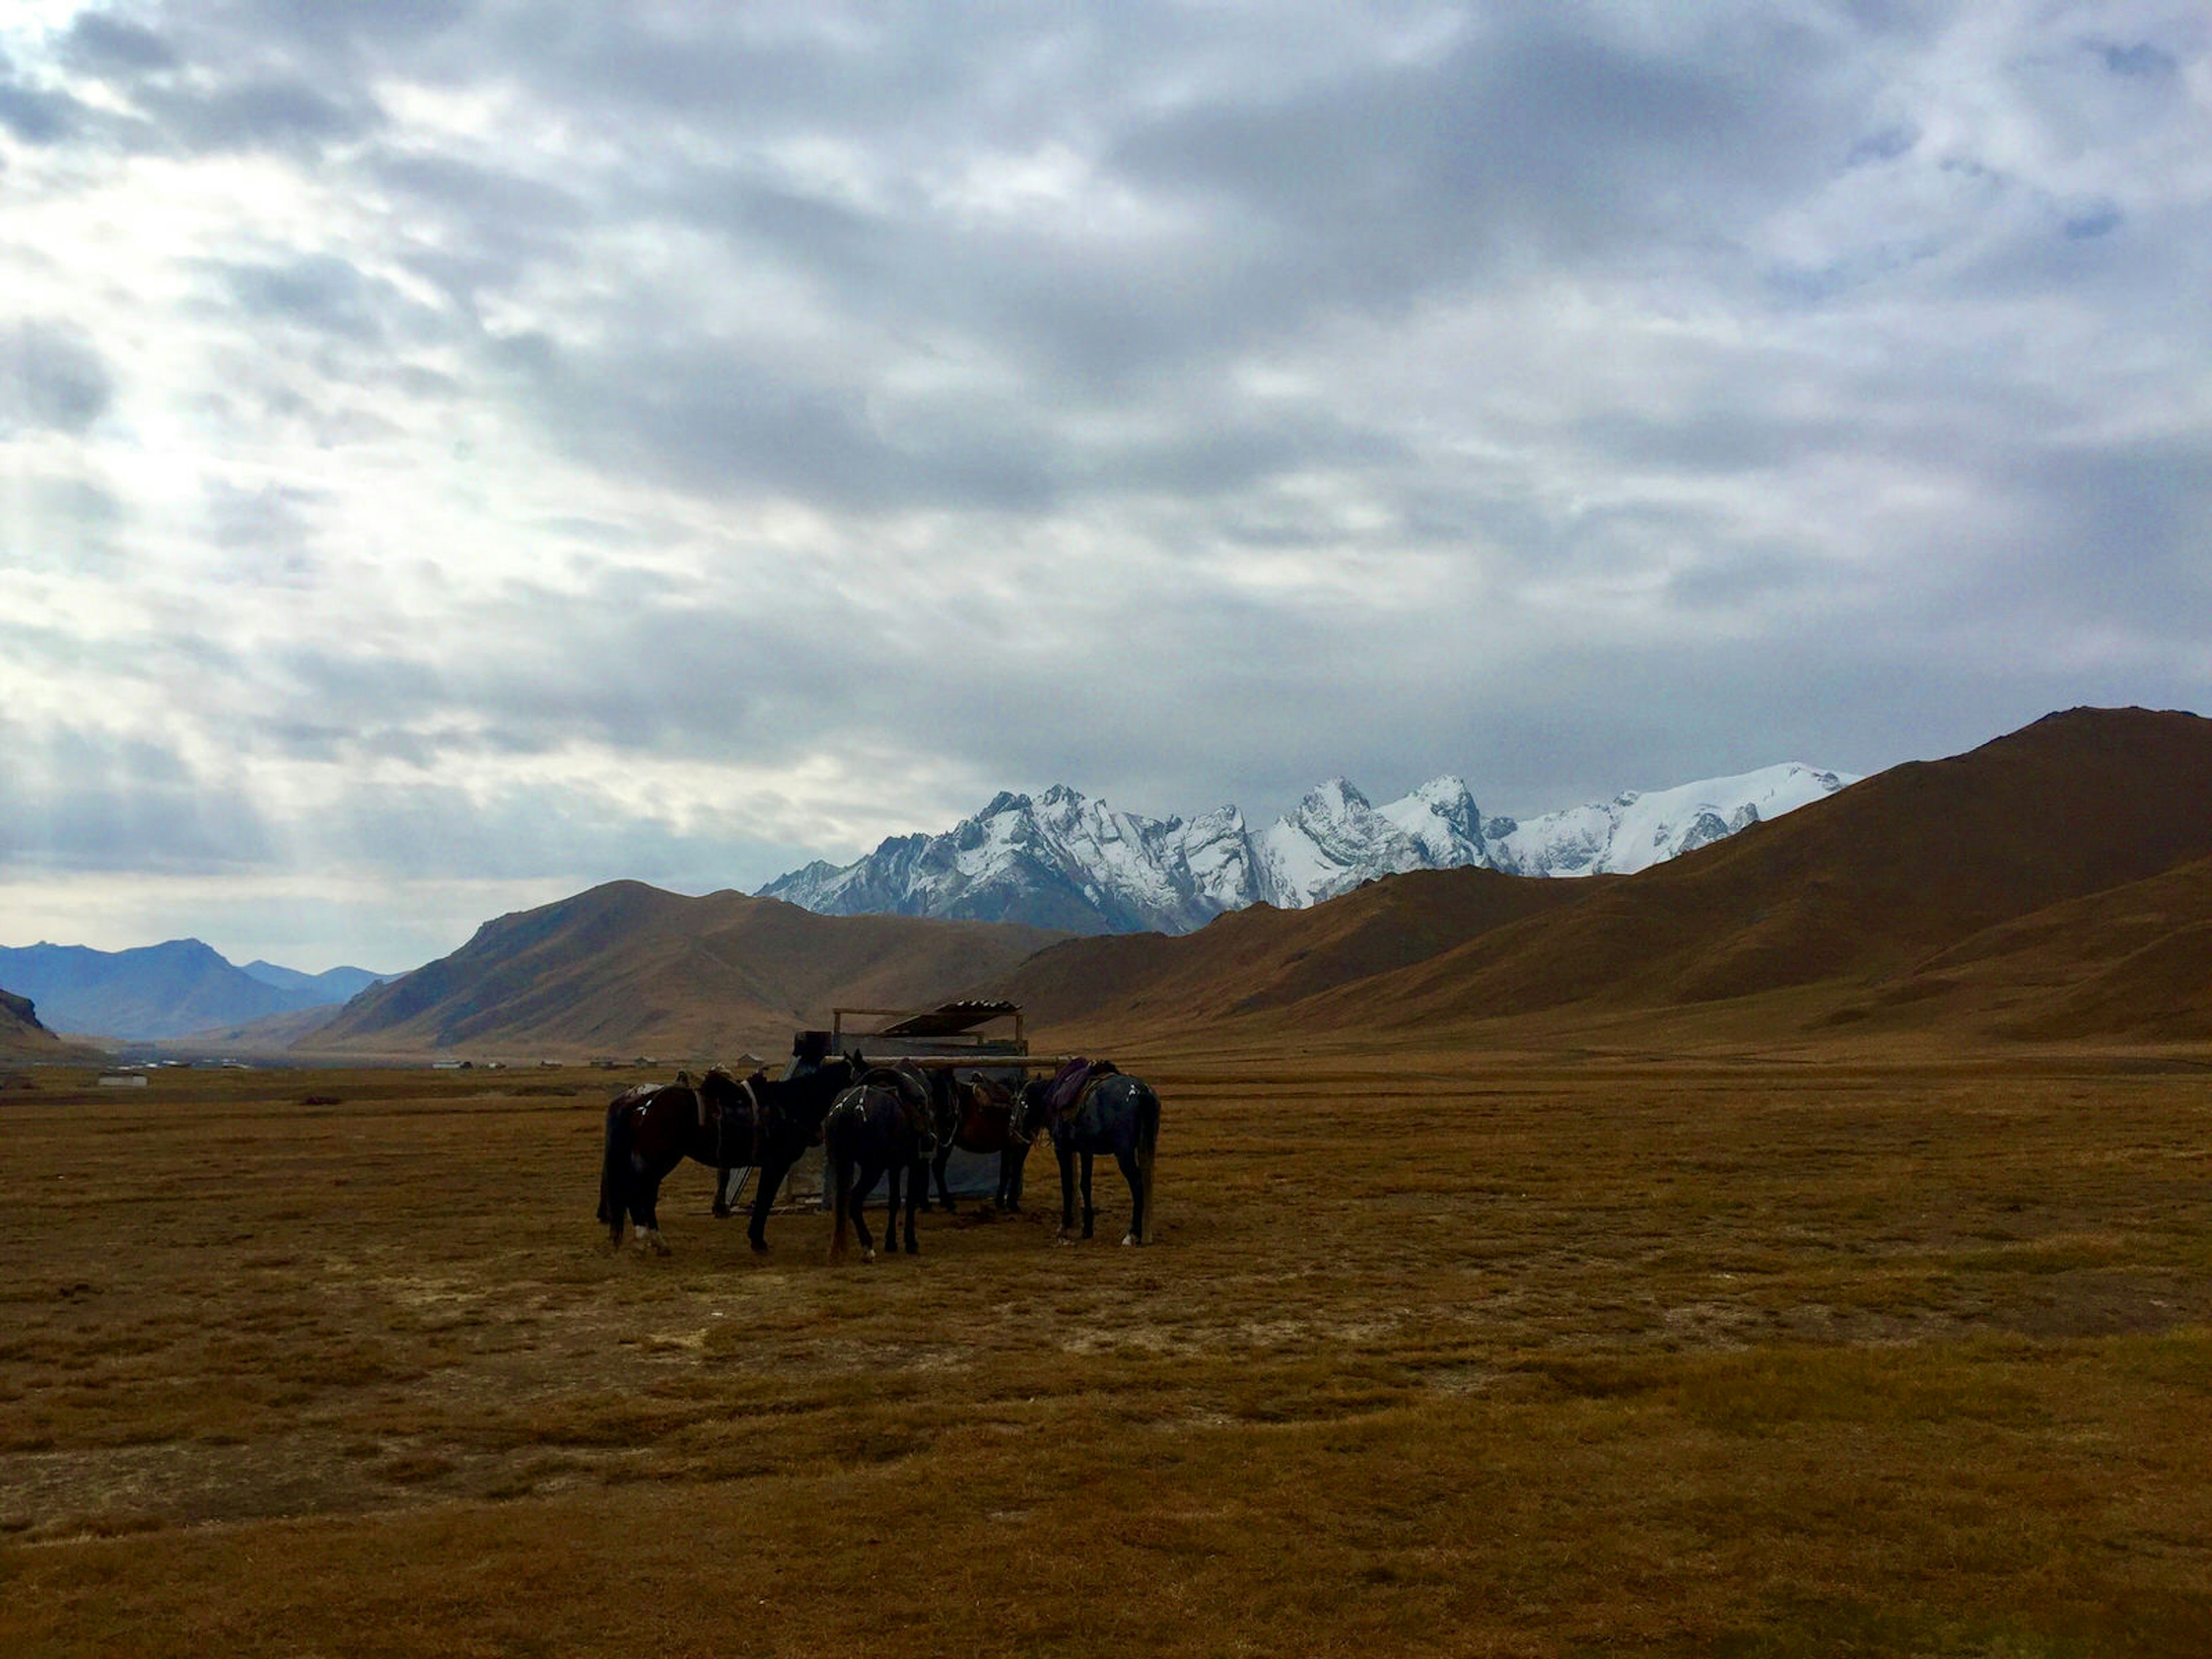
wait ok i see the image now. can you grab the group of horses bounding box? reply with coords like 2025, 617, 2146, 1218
595, 1051, 1160, 1262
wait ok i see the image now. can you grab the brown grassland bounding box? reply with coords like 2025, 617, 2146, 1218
4, 1036, 2211, 1658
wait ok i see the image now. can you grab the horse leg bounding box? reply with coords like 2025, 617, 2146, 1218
904, 1158, 923, 1254
710, 1161, 734, 1218
634, 1171, 671, 1255
830, 1145, 853, 1263
1056, 1143, 1079, 1241
931, 1144, 956, 1215
1114, 1146, 1143, 1246
1080, 1151, 1096, 1240
748, 1155, 789, 1255
849, 1162, 879, 1262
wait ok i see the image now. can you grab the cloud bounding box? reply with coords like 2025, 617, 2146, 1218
0, 323, 113, 433
62, 13, 181, 76
0, 1, 2208, 965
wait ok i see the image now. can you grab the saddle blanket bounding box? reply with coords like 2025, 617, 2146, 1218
1041, 1057, 1119, 1120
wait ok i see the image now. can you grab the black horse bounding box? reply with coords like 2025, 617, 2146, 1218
922, 1070, 1036, 1214
597, 1054, 862, 1255
1021, 1060, 1162, 1245
714, 1029, 832, 1217
824, 1065, 940, 1262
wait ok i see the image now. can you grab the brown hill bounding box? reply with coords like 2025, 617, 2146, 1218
302, 881, 1067, 1060
1806, 853, 2212, 1043
1009, 706, 2212, 1048
0, 987, 67, 1058
1001, 865, 1590, 1034
1354, 704, 2212, 1026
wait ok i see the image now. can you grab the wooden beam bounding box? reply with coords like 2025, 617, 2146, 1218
854, 1054, 1074, 1071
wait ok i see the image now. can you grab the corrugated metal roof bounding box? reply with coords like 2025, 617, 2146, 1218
876, 999, 1021, 1039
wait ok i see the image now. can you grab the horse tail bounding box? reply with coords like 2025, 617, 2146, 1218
598, 1099, 631, 1243
1134, 1080, 1161, 1245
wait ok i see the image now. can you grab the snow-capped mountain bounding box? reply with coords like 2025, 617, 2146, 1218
759, 763, 1855, 935
763, 786, 1256, 935
1254, 776, 1486, 908
1484, 763, 1853, 878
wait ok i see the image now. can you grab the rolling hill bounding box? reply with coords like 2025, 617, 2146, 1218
0, 987, 67, 1058
300, 881, 1068, 1059
1001, 707, 2212, 1047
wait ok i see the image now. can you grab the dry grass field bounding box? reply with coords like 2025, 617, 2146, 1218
5, 1041, 2212, 1657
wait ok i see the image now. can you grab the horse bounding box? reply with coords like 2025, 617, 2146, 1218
824, 1065, 940, 1262
597, 1054, 862, 1255
1020, 1060, 1161, 1245
922, 1070, 1037, 1214
714, 1029, 833, 1217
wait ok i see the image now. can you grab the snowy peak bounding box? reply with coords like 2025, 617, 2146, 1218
1378, 775, 1486, 869
1255, 776, 1485, 908
1487, 763, 1852, 877
758, 761, 1855, 934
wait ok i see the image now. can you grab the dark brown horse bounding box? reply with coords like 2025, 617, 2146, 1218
1020, 1060, 1162, 1245
597, 1055, 862, 1254
824, 1065, 938, 1262
922, 1070, 1037, 1214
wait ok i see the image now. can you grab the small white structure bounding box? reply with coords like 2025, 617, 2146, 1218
97, 1073, 148, 1088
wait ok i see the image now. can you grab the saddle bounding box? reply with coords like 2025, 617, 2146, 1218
1040, 1057, 1119, 1124
859, 1065, 936, 1140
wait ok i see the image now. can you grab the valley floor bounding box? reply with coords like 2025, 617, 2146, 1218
3, 1044, 2210, 1656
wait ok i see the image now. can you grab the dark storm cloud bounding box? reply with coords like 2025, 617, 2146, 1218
0, 323, 114, 434
1113, 12, 1843, 278
137, 75, 376, 153
62, 13, 180, 75
0, 62, 84, 145
493, 331, 1057, 516
367, 152, 581, 237
222, 256, 397, 344
2093, 39, 2178, 77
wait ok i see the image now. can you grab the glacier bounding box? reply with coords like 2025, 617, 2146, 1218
757, 763, 1855, 935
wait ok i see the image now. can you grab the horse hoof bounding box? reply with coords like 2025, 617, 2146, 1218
904, 1243, 920, 1256
749, 1238, 770, 1255
863, 1248, 877, 1264
1121, 1233, 1137, 1246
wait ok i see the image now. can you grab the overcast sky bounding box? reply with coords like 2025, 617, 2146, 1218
3, 1, 2209, 970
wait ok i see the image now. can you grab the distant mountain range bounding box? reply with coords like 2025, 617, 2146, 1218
759, 763, 1854, 934
0, 941, 395, 1042
300, 881, 1064, 1060
990, 707, 2212, 1046
289, 705, 2212, 1059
